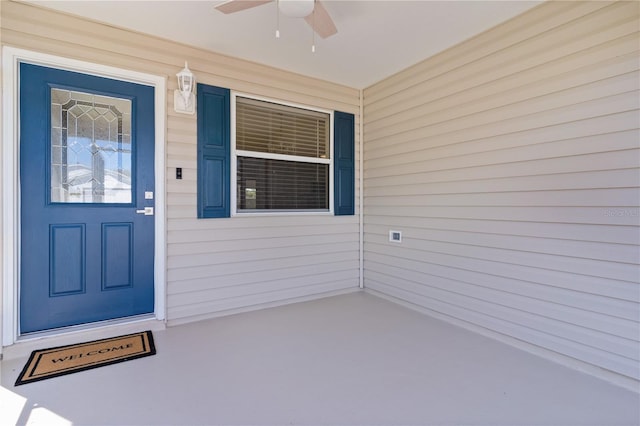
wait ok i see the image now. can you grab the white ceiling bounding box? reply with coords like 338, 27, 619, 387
26, 0, 542, 89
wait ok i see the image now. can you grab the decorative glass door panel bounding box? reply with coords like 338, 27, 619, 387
51, 89, 132, 203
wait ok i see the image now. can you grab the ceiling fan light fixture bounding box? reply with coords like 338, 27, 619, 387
278, 0, 314, 18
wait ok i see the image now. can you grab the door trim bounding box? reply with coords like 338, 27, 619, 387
2, 47, 167, 346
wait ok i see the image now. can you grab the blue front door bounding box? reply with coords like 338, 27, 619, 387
19, 63, 155, 334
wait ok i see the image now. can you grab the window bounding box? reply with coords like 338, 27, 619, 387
51, 88, 132, 203
233, 96, 331, 213
197, 83, 353, 219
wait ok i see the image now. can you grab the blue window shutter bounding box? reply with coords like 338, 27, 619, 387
197, 84, 230, 218
334, 111, 355, 216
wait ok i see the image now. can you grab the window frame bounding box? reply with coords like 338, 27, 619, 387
230, 92, 334, 216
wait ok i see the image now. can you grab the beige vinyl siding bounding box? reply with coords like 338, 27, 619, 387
0, 1, 361, 325
363, 0, 640, 385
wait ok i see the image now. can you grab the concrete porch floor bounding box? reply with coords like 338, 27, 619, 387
1, 291, 638, 425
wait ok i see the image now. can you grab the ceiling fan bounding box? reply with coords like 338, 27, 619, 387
215, 0, 338, 39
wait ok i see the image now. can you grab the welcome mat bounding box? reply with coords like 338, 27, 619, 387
15, 330, 155, 386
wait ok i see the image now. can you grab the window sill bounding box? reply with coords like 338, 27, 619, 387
232, 210, 333, 217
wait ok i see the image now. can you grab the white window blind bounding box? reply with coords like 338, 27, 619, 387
235, 96, 331, 212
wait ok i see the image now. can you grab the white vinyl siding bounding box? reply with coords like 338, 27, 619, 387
0, 1, 360, 326
363, 0, 640, 385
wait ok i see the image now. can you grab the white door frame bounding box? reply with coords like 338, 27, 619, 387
1, 47, 167, 346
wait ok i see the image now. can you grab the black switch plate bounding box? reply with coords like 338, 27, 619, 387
176, 167, 182, 179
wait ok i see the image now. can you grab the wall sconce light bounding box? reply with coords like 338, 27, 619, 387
174, 61, 195, 114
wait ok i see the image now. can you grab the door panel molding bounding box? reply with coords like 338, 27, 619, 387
1, 47, 167, 346
50, 224, 87, 296
102, 223, 134, 290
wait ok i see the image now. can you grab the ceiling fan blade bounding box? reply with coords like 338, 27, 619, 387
304, 0, 337, 39
215, 0, 273, 14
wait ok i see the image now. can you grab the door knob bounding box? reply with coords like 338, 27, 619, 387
136, 207, 154, 216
